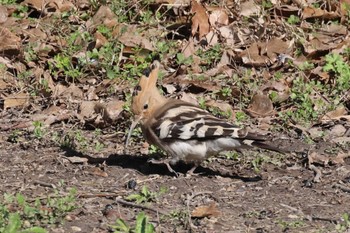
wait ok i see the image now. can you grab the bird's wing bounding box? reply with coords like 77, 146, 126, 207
151, 101, 251, 140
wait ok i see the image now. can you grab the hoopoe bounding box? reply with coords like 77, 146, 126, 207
126, 61, 284, 175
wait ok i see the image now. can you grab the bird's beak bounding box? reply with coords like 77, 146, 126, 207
125, 115, 142, 147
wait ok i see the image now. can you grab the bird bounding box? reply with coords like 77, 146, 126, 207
126, 60, 285, 175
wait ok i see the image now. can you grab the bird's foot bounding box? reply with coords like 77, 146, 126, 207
185, 165, 203, 177
147, 158, 179, 177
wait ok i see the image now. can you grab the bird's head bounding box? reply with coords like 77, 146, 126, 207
126, 61, 166, 146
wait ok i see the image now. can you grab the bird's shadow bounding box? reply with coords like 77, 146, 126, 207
61, 147, 262, 182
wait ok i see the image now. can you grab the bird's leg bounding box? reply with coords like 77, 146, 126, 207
148, 158, 179, 177
186, 164, 203, 176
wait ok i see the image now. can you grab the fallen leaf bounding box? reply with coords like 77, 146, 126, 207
103, 100, 124, 122
79, 101, 98, 119
240, 38, 291, 66
0, 26, 21, 57
94, 31, 108, 48
240, 0, 261, 17
302, 6, 340, 20
180, 92, 199, 105
4, 92, 29, 109
328, 125, 347, 138
247, 92, 274, 117
206, 99, 234, 117
191, 0, 210, 38
89, 167, 108, 177
320, 107, 348, 123
87, 5, 116, 28
23, 0, 45, 11
209, 9, 229, 26
308, 151, 329, 166
0, 5, 8, 24
65, 156, 88, 164
191, 202, 220, 218
330, 152, 350, 165
114, 24, 154, 51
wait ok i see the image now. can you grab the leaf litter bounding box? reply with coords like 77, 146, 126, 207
0, 0, 349, 232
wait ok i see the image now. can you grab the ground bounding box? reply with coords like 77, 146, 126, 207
1, 128, 349, 232
0, 0, 350, 232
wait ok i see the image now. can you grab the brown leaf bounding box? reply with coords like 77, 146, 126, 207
4, 92, 29, 109
191, 0, 210, 38
114, 24, 154, 51
191, 202, 220, 218
247, 92, 274, 117
330, 152, 350, 165
261, 81, 290, 103
302, 6, 340, 20
79, 101, 98, 119
206, 99, 234, 119
89, 167, 108, 177
23, 0, 44, 11
240, 38, 291, 66
308, 151, 329, 166
328, 125, 347, 138
320, 107, 348, 123
94, 31, 108, 49
65, 156, 88, 164
87, 5, 116, 28
209, 9, 229, 26
0, 5, 8, 24
0, 26, 21, 57
103, 100, 124, 122
240, 0, 261, 17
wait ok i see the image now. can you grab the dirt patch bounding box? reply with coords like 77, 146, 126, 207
1, 130, 349, 232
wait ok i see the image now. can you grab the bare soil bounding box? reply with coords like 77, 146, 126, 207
1, 129, 349, 233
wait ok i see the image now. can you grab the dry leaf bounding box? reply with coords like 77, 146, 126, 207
330, 152, 350, 165
308, 151, 329, 166
0, 26, 21, 56
114, 24, 154, 51
4, 92, 29, 109
0, 5, 8, 24
79, 101, 98, 119
191, 202, 220, 218
247, 92, 274, 117
65, 156, 88, 164
94, 31, 108, 48
191, 0, 210, 38
209, 9, 229, 26
320, 107, 348, 123
302, 6, 340, 20
89, 167, 108, 177
23, 0, 45, 11
240, 38, 290, 66
328, 125, 347, 137
240, 0, 261, 17
103, 100, 124, 122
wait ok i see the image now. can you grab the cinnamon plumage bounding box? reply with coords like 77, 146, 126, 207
126, 61, 283, 175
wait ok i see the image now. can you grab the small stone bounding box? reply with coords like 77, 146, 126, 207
71, 226, 81, 232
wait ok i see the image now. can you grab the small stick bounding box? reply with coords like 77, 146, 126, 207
114, 198, 168, 215
309, 164, 322, 183
333, 183, 350, 193
33, 180, 56, 189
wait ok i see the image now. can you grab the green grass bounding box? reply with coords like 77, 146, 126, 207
0, 189, 78, 232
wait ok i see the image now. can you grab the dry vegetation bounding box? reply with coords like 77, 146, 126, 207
0, 0, 350, 232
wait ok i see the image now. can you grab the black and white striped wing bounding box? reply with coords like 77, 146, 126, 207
152, 102, 246, 140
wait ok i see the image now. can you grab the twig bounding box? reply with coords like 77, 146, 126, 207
114, 198, 168, 215
78, 192, 126, 198
33, 180, 56, 189
309, 164, 322, 183
333, 183, 350, 193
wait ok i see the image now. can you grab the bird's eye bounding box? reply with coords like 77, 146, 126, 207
143, 104, 148, 109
